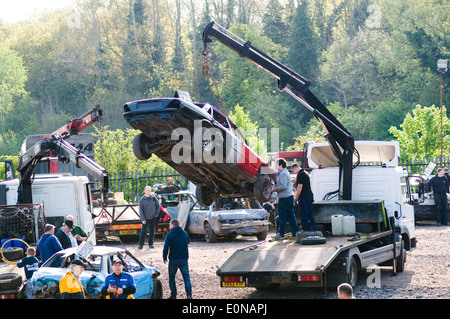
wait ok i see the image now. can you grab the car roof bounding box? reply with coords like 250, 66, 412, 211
56, 245, 125, 258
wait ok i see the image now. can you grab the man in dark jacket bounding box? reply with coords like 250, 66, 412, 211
427, 168, 449, 225
36, 224, 63, 264
163, 219, 192, 299
138, 185, 160, 249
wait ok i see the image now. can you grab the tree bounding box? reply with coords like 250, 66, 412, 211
0, 43, 27, 135
93, 126, 170, 173
389, 104, 450, 160
228, 104, 267, 159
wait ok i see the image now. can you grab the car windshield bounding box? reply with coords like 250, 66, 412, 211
43, 249, 144, 273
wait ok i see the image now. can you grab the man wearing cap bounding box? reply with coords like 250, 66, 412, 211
101, 259, 136, 299
59, 259, 87, 299
56, 219, 78, 249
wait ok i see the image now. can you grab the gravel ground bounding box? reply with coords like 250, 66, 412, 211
1, 223, 448, 300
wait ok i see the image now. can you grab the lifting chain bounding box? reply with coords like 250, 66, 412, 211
202, 44, 225, 111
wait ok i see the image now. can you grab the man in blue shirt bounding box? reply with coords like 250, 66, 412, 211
36, 224, 63, 264
163, 219, 192, 299
272, 158, 299, 239
101, 259, 136, 299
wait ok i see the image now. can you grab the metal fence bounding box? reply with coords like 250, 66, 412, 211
108, 168, 188, 203
400, 156, 450, 175
107, 156, 450, 203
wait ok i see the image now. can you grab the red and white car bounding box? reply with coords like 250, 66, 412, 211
123, 92, 276, 206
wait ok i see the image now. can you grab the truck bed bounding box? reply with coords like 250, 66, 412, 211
218, 231, 391, 276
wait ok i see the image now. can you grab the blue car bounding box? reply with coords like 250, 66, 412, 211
29, 246, 162, 299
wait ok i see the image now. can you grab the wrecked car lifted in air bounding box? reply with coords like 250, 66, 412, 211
123, 91, 276, 206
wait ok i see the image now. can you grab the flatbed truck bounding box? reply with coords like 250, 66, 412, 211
201, 22, 416, 290
217, 142, 416, 290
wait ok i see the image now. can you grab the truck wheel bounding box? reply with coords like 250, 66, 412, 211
396, 240, 406, 273
196, 186, 213, 207
347, 256, 358, 287
132, 133, 152, 160
0, 273, 22, 291
204, 222, 217, 243
253, 174, 272, 203
151, 278, 163, 299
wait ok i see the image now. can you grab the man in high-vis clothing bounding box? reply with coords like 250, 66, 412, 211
59, 259, 87, 299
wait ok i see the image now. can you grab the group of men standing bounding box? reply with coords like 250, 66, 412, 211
271, 158, 315, 240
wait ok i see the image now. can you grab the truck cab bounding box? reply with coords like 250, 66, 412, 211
308, 141, 416, 250
1, 174, 96, 245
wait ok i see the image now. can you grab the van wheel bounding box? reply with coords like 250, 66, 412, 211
204, 223, 217, 243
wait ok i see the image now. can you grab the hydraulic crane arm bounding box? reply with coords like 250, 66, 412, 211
202, 21, 355, 200
17, 106, 109, 205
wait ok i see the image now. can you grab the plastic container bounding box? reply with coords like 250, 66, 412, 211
343, 215, 356, 235
331, 214, 344, 236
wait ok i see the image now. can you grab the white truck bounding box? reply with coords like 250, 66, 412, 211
0, 174, 97, 245
201, 22, 415, 291
216, 141, 416, 290
0, 106, 106, 245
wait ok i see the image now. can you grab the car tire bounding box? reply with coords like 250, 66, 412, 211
253, 174, 272, 203
132, 133, 152, 160
0, 273, 22, 291
1, 247, 24, 261
300, 236, 327, 245
204, 222, 217, 243
256, 229, 268, 241
196, 186, 213, 207
151, 278, 163, 299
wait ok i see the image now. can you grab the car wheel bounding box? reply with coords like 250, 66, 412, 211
195, 186, 213, 207
253, 174, 272, 203
300, 236, 327, 245
204, 222, 217, 243
256, 229, 268, 241
132, 133, 152, 160
151, 278, 163, 299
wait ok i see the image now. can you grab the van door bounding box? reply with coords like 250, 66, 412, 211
399, 176, 415, 240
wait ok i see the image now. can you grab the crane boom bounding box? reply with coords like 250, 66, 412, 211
202, 21, 355, 200
17, 106, 108, 205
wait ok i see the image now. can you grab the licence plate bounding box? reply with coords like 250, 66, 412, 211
119, 229, 138, 235
221, 281, 246, 287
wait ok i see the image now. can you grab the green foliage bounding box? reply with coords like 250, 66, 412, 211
389, 105, 450, 160
0, 0, 447, 162
228, 104, 267, 159
93, 126, 170, 173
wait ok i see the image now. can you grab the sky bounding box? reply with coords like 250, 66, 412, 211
0, 0, 75, 24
